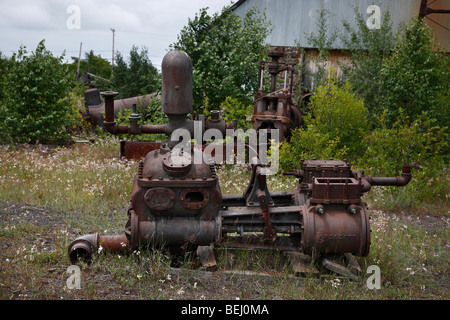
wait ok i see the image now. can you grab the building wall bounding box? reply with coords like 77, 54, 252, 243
232, 0, 449, 51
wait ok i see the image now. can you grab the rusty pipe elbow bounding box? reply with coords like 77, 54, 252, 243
68, 233, 99, 265
360, 165, 412, 192
369, 165, 412, 187
68, 233, 129, 264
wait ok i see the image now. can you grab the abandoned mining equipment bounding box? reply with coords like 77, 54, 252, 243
68, 50, 411, 277
82, 88, 158, 129
251, 48, 302, 142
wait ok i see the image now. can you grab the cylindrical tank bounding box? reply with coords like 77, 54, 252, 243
161, 50, 193, 115
302, 203, 370, 257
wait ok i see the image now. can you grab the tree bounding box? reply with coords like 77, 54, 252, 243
298, 9, 339, 93
378, 17, 449, 128
171, 6, 271, 114
67, 50, 112, 79
110, 46, 160, 99
0, 51, 13, 104
339, 7, 395, 124
0, 40, 79, 144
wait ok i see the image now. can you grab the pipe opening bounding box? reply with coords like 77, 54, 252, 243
186, 191, 205, 203
70, 247, 92, 265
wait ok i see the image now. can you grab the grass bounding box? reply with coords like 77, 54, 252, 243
0, 136, 448, 300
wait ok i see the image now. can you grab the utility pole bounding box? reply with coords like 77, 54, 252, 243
110, 28, 115, 77
76, 42, 82, 81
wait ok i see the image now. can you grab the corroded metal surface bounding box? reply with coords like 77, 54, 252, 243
251, 47, 301, 141
68, 50, 412, 279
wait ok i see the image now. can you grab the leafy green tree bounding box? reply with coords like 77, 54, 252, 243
339, 7, 395, 123
171, 6, 271, 114
0, 40, 79, 144
378, 18, 449, 128
298, 9, 338, 93
110, 46, 160, 99
67, 50, 112, 80
0, 51, 13, 104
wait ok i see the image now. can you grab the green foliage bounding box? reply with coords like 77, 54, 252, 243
115, 96, 167, 141
339, 7, 395, 123
280, 75, 367, 170
279, 125, 348, 171
171, 6, 271, 114
218, 96, 253, 130
358, 111, 449, 176
378, 18, 449, 128
297, 9, 338, 94
0, 40, 80, 144
67, 50, 112, 90
0, 51, 13, 104
110, 46, 161, 99
308, 75, 368, 155
358, 111, 449, 204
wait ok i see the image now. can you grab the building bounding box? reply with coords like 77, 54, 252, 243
231, 0, 449, 92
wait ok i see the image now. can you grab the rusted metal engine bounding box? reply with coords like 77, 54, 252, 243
252, 47, 301, 141
68, 50, 411, 276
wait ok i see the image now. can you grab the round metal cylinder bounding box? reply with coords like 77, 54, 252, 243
137, 218, 219, 247
302, 204, 370, 257
161, 50, 193, 115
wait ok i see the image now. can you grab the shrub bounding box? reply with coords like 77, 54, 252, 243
357, 111, 449, 205
0, 40, 79, 145
279, 125, 348, 171
378, 18, 449, 128
280, 74, 367, 170
308, 75, 368, 156
220, 96, 253, 131
114, 96, 167, 142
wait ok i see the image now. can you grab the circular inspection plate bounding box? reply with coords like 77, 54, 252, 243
162, 151, 192, 174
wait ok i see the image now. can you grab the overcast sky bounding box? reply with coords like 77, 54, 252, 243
0, 0, 234, 69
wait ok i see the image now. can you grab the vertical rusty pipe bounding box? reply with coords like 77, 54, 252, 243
101, 91, 119, 123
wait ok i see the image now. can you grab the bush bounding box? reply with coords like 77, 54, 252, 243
0, 40, 79, 144
115, 96, 167, 142
279, 125, 348, 171
378, 18, 449, 128
279, 75, 367, 170
308, 75, 368, 156
357, 111, 449, 205
220, 96, 253, 131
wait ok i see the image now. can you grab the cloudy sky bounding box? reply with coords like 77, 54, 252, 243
0, 0, 234, 69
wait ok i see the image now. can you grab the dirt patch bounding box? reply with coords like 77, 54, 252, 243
1, 203, 66, 228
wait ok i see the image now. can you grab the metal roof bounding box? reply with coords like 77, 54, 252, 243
231, 0, 449, 50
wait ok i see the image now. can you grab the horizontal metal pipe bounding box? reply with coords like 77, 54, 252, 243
103, 123, 167, 135
362, 165, 412, 192
68, 233, 129, 264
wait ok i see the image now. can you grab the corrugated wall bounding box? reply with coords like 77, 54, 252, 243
233, 0, 448, 51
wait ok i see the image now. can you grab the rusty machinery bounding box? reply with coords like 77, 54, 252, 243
252, 48, 302, 142
68, 50, 412, 277
82, 88, 158, 129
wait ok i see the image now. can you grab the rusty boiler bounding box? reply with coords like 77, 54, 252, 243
68, 50, 412, 276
